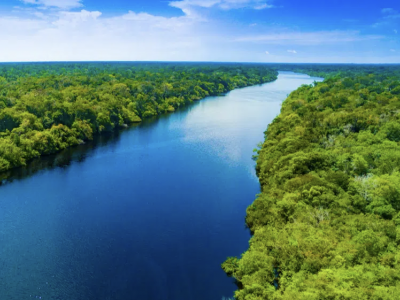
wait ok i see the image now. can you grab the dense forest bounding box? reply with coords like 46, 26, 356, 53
222, 65, 400, 299
0, 62, 277, 172
3, 62, 400, 299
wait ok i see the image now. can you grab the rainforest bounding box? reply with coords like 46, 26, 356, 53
2, 0, 400, 299
2, 62, 400, 300
222, 64, 400, 299
0, 62, 277, 173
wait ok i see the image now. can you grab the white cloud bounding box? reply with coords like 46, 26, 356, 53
53, 10, 101, 27
372, 21, 388, 27
372, 9, 400, 27
391, 49, 396, 52
0, 1, 398, 63
169, 0, 273, 15
381, 8, 398, 14
385, 14, 400, 20
250, 3, 273, 10
287, 50, 297, 54
19, 0, 83, 9
0, 9, 213, 62
235, 30, 383, 45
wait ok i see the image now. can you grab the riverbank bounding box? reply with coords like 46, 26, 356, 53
0, 63, 278, 173
222, 67, 400, 299
0, 72, 321, 300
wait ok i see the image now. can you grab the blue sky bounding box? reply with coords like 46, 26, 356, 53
0, 0, 399, 62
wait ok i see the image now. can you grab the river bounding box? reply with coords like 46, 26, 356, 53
0, 71, 323, 300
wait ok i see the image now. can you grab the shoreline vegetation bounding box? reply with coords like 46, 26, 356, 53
3, 62, 400, 299
0, 62, 278, 173
222, 65, 400, 299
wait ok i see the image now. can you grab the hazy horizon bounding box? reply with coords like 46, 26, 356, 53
1, 61, 400, 65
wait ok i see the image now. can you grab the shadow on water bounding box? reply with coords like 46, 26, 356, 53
0, 129, 128, 185
0, 97, 208, 186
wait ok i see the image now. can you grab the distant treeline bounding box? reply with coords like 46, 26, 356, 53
274, 63, 400, 79
223, 65, 400, 299
0, 62, 277, 172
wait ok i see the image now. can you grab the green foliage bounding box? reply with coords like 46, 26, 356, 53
223, 65, 400, 300
0, 62, 278, 171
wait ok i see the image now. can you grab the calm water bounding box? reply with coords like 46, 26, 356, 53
0, 72, 322, 300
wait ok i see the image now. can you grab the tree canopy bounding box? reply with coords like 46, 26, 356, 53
222, 65, 400, 299
3, 62, 400, 299
0, 62, 277, 172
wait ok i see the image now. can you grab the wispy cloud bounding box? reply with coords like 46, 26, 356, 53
395, 29, 398, 34
391, 49, 396, 52
381, 8, 398, 14
371, 8, 400, 27
234, 30, 383, 45
19, 0, 83, 9
287, 50, 296, 54
265, 51, 269, 54
384, 14, 400, 21
169, 0, 273, 16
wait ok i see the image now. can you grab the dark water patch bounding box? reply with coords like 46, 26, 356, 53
0, 130, 128, 185
0, 96, 210, 185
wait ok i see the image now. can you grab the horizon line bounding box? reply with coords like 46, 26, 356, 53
0, 60, 400, 65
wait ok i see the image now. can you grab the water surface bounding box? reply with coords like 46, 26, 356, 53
0, 72, 322, 300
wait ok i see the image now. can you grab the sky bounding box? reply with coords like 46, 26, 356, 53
0, 0, 399, 63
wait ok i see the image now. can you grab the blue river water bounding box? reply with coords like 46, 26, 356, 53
0, 72, 322, 300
